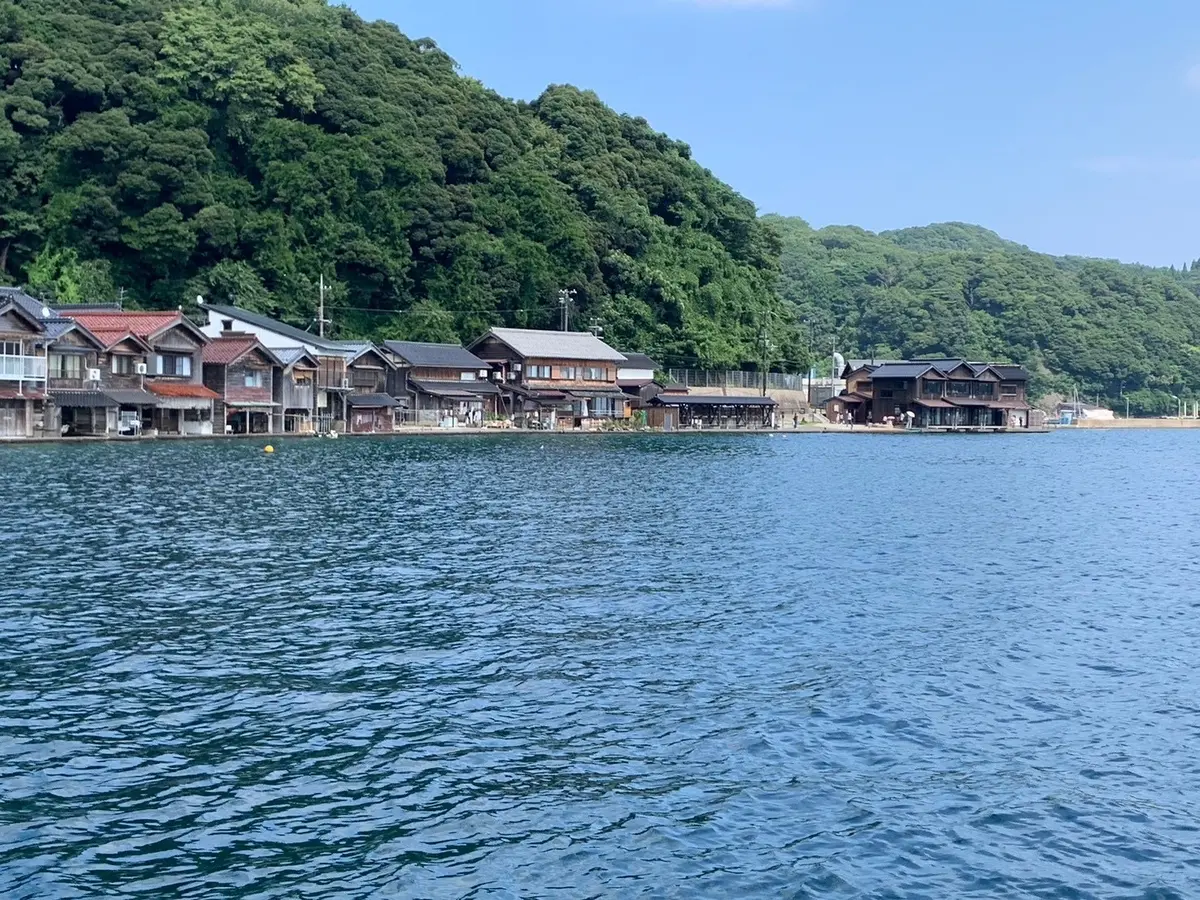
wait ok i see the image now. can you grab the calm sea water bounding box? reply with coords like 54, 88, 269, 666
2, 431, 1200, 898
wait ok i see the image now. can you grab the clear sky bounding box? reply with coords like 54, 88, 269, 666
350, 0, 1200, 267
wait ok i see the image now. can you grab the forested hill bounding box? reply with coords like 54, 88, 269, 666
0, 0, 791, 367
769, 217, 1200, 413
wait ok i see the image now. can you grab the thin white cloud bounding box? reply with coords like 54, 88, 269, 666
1186, 64, 1200, 92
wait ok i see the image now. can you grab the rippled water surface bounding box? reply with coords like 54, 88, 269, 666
3, 431, 1200, 898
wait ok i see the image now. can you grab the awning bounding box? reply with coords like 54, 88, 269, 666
0, 389, 47, 401
50, 389, 157, 408
346, 392, 402, 409
408, 378, 501, 397
651, 395, 778, 408
409, 380, 479, 400
146, 382, 219, 409
106, 389, 157, 406
946, 398, 994, 407
224, 401, 279, 409
914, 399, 955, 409
566, 389, 629, 400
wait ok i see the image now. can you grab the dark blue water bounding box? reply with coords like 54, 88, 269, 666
2, 431, 1199, 898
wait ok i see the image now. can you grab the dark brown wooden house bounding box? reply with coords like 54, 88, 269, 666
468, 327, 630, 428
827, 359, 1032, 430
382, 340, 499, 426
202, 334, 284, 434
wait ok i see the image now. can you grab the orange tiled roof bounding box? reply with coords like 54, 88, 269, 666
67, 312, 187, 346
146, 381, 220, 399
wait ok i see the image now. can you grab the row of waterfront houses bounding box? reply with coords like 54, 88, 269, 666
1, 288, 780, 439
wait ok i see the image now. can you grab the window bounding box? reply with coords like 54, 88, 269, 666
157, 354, 192, 377
244, 369, 265, 388
879, 389, 894, 400
112, 355, 134, 375
948, 381, 972, 397
459, 371, 477, 382
1001, 383, 1018, 397
975, 382, 995, 398
528, 365, 552, 379
559, 366, 578, 380
0, 341, 20, 356
50, 354, 83, 379
922, 380, 944, 397
583, 367, 606, 381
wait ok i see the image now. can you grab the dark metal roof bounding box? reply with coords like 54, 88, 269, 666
0, 286, 51, 320
618, 352, 659, 370
409, 378, 501, 397
383, 340, 489, 369
991, 365, 1030, 382
346, 392, 402, 409
869, 363, 934, 380
203, 302, 346, 352
651, 395, 778, 408
50, 390, 112, 408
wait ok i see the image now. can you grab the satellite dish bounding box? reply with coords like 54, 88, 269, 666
41, 306, 51, 318
195, 295, 205, 306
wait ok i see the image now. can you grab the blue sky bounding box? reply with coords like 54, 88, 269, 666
351, 0, 1200, 267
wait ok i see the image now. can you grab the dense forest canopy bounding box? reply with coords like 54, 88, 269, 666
770, 218, 1200, 413
0, 0, 793, 367
3, 0, 1200, 411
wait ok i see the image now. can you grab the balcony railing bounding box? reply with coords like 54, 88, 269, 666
0, 355, 47, 381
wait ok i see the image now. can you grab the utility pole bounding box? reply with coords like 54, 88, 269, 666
558, 288, 576, 331
759, 328, 773, 397
316, 275, 332, 338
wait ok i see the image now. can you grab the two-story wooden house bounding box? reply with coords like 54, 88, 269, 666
828, 359, 1032, 430
273, 348, 321, 434
68, 310, 218, 436
382, 340, 499, 426
468, 328, 630, 428
0, 294, 48, 439
201, 333, 284, 434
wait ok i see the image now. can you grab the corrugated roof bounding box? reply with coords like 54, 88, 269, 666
146, 381, 220, 399
651, 395, 777, 407
478, 328, 627, 362
384, 340, 488, 369
618, 352, 659, 370
346, 392, 401, 408
409, 378, 501, 396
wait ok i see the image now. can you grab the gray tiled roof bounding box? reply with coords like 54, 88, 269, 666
0, 286, 51, 320
384, 340, 488, 369
479, 328, 627, 362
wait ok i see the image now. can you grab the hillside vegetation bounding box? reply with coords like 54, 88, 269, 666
770, 217, 1200, 413
4, 0, 1200, 410
0, 0, 792, 366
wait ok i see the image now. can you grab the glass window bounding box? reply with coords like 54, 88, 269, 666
50, 354, 84, 379
459, 371, 476, 381
584, 367, 606, 381
559, 366, 577, 380
948, 381, 972, 397
158, 354, 192, 377
244, 370, 265, 388
922, 380, 944, 397
112, 355, 134, 375
1001, 383, 1018, 397
528, 365, 552, 379
0, 341, 20, 356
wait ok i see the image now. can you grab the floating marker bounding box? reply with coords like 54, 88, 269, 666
264, 445, 275, 454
